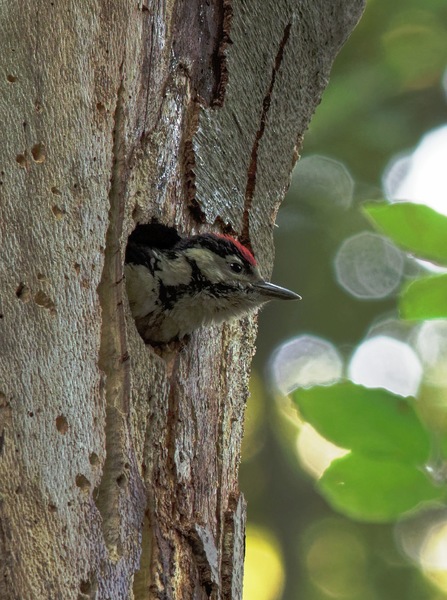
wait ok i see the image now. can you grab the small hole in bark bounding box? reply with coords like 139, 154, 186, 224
116, 474, 127, 488
6, 74, 17, 83
34, 290, 56, 313
89, 452, 99, 466
28, 411, 34, 417
79, 580, 91, 593
75, 474, 91, 493
51, 205, 65, 220
51, 186, 61, 195
131, 204, 142, 221
48, 503, 57, 512
16, 283, 31, 302
56, 415, 69, 434
16, 154, 28, 168
31, 142, 46, 163
96, 102, 105, 114
74, 263, 81, 275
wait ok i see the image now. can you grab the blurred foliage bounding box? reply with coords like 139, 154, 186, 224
365, 202, 447, 321
293, 383, 444, 522
290, 205, 447, 521
400, 274, 447, 320
364, 203, 447, 265
241, 0, 447, 599
294, 382, 431, 466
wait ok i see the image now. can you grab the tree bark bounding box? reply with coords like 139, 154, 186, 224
0, 1, 365, 598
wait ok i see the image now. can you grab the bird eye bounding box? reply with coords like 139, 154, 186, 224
229, 262, 243, 274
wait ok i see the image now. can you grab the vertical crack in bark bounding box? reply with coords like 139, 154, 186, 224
241, 23, 291, 246
173, 0, 233, 108
95, 70, 131, 559
211, 0, 233, 107
142, 4, 158, 130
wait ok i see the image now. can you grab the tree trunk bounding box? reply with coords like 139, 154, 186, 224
0, 1, 364, 598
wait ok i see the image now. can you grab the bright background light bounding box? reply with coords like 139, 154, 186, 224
384, 125, 447, 216
348, 335, 422, 397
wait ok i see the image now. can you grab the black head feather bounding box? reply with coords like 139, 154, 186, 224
126, 223, 181, 265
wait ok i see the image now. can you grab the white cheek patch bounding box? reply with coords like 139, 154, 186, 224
156, 254, 193, 286
184, 247, 228, 281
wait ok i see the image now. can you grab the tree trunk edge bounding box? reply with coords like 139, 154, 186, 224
0, 1, 365, 599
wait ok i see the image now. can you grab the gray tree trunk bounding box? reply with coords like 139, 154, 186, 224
0, 1, 364, 598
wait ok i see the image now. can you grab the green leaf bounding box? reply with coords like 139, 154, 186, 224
363, 202, 447, 266
399, 274, 447, 320
292, 382, 430, 464
318, 454, 445, 522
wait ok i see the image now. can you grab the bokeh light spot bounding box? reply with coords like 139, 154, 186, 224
334, 232, 404, 299
420, 521, 447, 573
396, 511, 447, 594
290, 155, 354, 210
243, 526, 284, 600
270, 335, 343, 395
348, 335, 422, 396
384, 125, 447, 217
382, 19, 446, 89
304, 519, 371, 599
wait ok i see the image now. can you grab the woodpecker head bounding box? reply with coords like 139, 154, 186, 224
174, 233, 299, 307
125, 224, 300, 344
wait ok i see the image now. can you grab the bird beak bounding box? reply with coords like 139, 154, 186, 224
253, 281, 301, 301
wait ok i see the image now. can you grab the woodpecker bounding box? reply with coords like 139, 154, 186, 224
125, 223, 300, 344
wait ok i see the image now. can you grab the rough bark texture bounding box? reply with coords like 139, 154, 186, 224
0, 1, 364, 599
